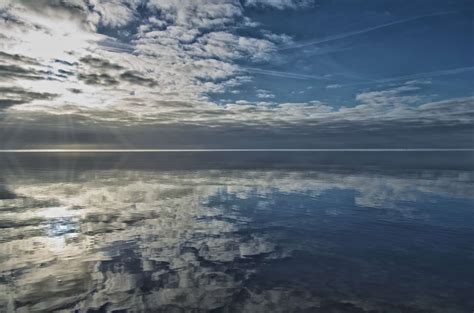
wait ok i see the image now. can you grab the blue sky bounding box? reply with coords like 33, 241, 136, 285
0, 0, 473, 148
223, 0, 474, 105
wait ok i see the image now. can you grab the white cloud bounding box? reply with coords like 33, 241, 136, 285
256, 89, 275, 99
244, 0, 314, 10
88, 0, 138, 28
0, 0, 296, 121
146, 0, 243, 29
355, 84, 422, 107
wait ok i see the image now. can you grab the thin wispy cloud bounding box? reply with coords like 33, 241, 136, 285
279, 11, 458, 51
242, 67, 327, 80
329, 66, 474, 88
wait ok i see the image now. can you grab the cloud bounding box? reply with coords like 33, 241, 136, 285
0, 64, 42, 81
243, 67, 326, 80
279, 10, 458, 51
244, 0, 314, 10
4, 0, 143, 30
119, 70, 157, 87
146, 0, 243, 29
0, 51, 49, 81
77, 72, 119, 86
8, 78, 471, 132
341, 66, 474, 87
0, 0, 297, 119
256, 89, 275, 99
189, 31, 277, 62
355, 84, 423, 107
0, 86, 58, 109
88, 0, 140, 28
6, 92, 473, 136
0, 0, 472, 145
0, 51, 38, 65
79, 55, 124, 70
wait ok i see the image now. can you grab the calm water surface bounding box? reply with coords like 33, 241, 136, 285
0, 152, 473, 313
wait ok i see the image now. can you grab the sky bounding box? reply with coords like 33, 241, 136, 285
0, 0, 473, 149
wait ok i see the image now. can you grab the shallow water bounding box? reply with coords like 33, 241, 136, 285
0, 153, 473, 312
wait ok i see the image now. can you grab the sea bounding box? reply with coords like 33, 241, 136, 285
0, 151, 473, 313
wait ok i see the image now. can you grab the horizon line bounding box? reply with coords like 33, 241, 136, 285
0, 148, 473, 153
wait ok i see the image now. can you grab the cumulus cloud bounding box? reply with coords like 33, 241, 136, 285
256, 89, 275, 99
0, 0, 296, 120
146, 0, 243, 29
88, 0, 140, 28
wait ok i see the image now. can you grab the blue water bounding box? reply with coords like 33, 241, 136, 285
0, 152, 473, 312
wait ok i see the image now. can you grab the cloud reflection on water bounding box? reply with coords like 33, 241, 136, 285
0, 168, 473, 312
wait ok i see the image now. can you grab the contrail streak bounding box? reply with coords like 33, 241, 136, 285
242, 67, 326, 80
334, 66, 474, 87
279, 11, 457, 51
243, 65, 474, 84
